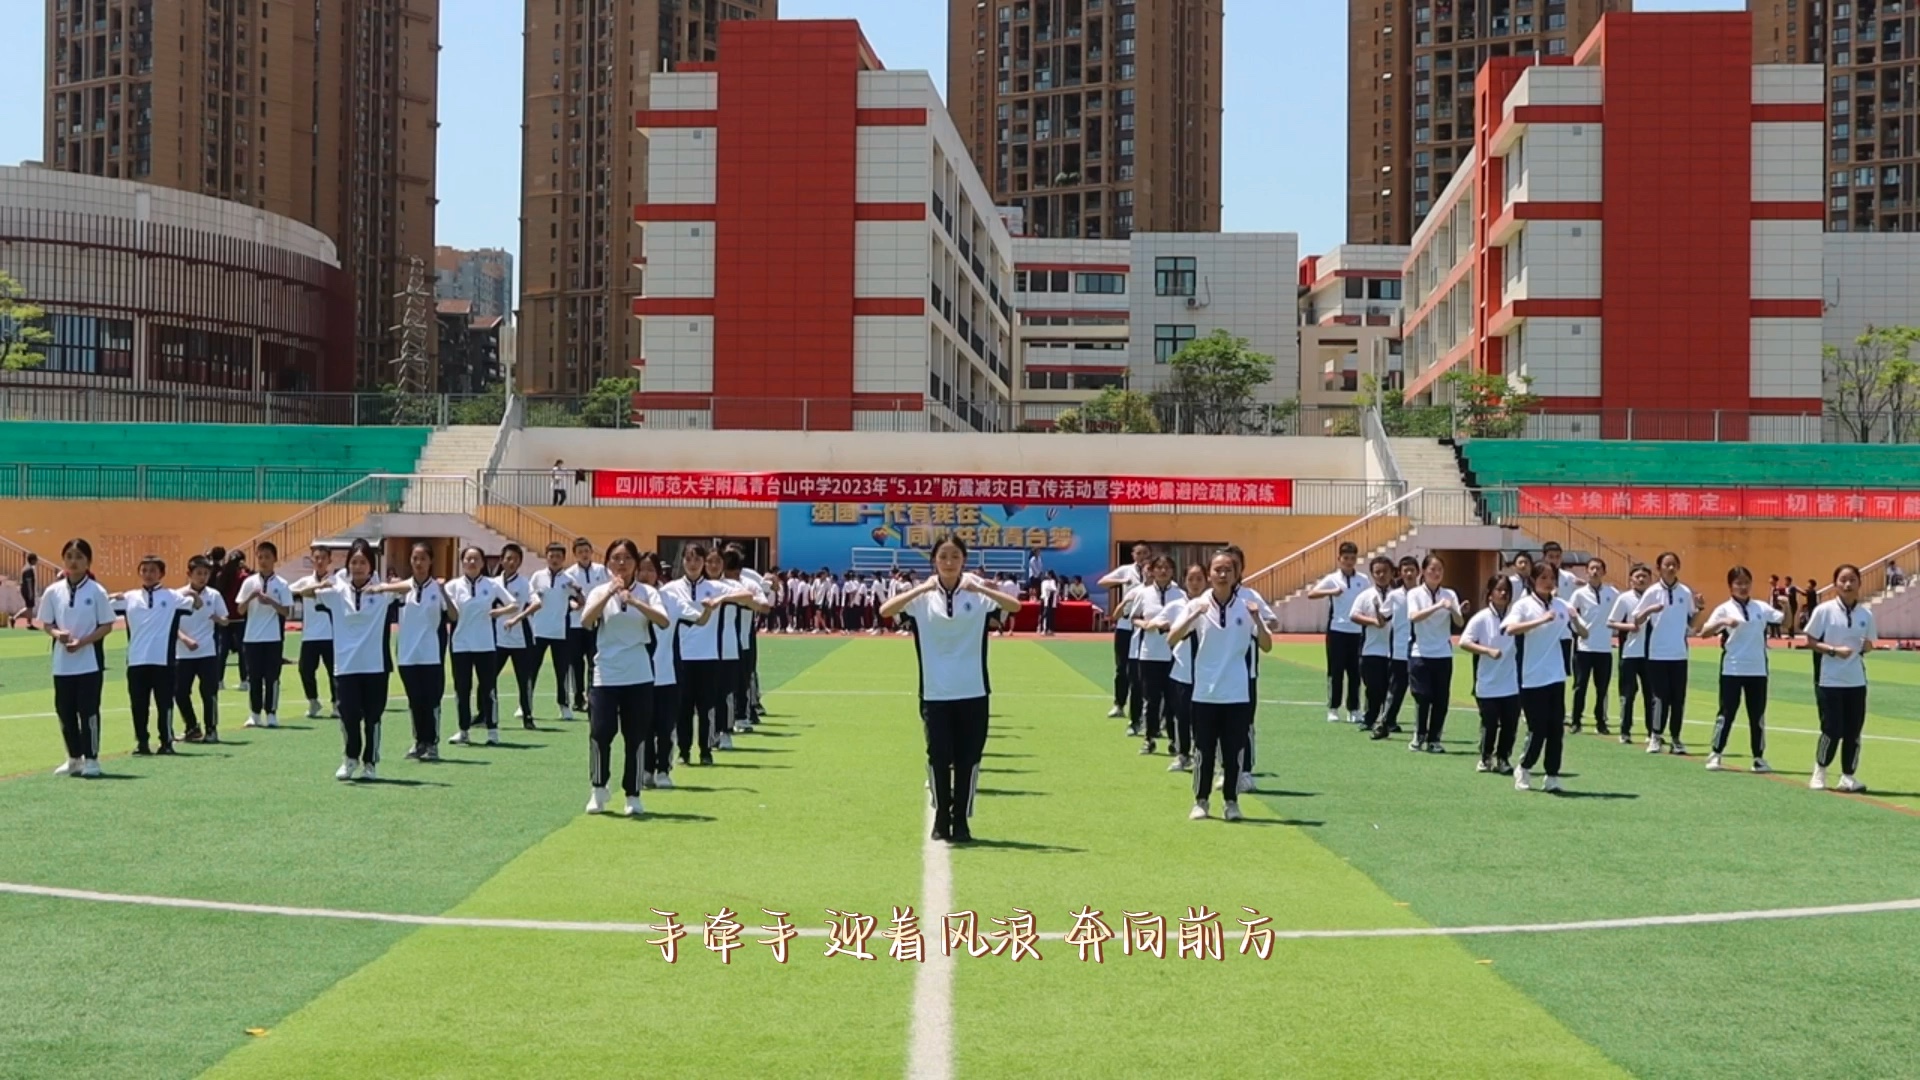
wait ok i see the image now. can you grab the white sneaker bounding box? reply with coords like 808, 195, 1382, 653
265, 714, 279, 729
238, 679, 250, 693
487, 729, 500, 746
1751, 758, 1773, 774
1166, 756, 1185, 772
1189, 802, 1209, 820
1214, 771, 1226, 791
449, 731, 470, 745
514, 706, 525, 720
654, 771, 674, 789
1348, 710, 1363, 725
624, 795, 645, 817
641, 772, 656, 789
81, 759, 101, 778
1223, 802, 1243, 822
328, 704, 339, 719
307, 700, 323, 719
1514, 767, 1532, 791
360, 764, 378, 782
1409, 739, 1425, 752
54, 758, 81, 777
1237, 772, 1256, 794
244, 715, 262, 729
335, 759, 356, 781
1107, 705, 1124, 719
1645, 735, 1663, 754
559, 704, 573, 721
1543, 775, 1563, 793
718, 732, 734, 750
586, 786, 609, 814
1327, 710, 1342, 724
1705, 754, 1724, 771
1809, 765, 1828, 791
1838, 774, 1867, 793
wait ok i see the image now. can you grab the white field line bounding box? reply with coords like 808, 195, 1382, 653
3, 880, 1918, 942
906, 804, 956, 1080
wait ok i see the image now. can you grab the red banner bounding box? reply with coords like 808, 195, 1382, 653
592, 470, 1295, 508
1519, 486, 1920, 521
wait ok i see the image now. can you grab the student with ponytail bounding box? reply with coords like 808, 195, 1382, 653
296, 539, 411, 781
1405, 554, 1465, 753
395, 543, 453, 761
1168, 549, 1273, 822
580, 539, 670, 816
1805, 563, 1878, 793
1460, 574, 1520, 775
38, 538, 113, 778
445, 545, 519, 746
1702, 565, 1784, 773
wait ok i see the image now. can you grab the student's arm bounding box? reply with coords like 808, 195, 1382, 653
1248, 601, 1274, 653
961, 574, 1022, 615
879, 578, 936, 620
1700, 604, 1740, 636
1305, 574, 1341, 600
580, 584, 617, 630
1409, 591, 1452, 623
290, 577, 327, 599
1165, 596, 1212, 648
1349, 594, 1383, 629
1502, 603, 1558, 635
1096, 567, 1135, 589
723, 588, 773, 615
1458, 620, 1501, 659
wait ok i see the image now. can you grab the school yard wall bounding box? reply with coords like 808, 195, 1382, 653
1564, 518, 1918, 584
0, 501, 308, 592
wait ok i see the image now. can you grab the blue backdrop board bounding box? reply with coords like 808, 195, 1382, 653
776, 501, 1110, 584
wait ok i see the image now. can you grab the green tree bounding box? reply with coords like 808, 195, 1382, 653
1444, 369, 1539, 438
1824, 325, 1920, 444
1052, 386, 1160, 433
581, 375, 640, 429
0, 271, 53, 370
450, 381, 507, 426
362, 384, 440, 426
1156, 329, 1276, 434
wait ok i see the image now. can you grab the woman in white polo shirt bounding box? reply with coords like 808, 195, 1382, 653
1405, 554, 1465, 753
1098, 543, 1152, 722
1702, 565, 1785, 773
1167, 549, 1273, 822
1346, 556, 1400, 735
395, 542, 454, 761
881, 534, 1021, 844
674, 543, 735, 767
38, 538, 114, 778
1144, 563, 1208, 773
301, 540, 411, 782
494, 543, 538, 731
1804, 564, 1878, 793
1632, 552, 1703, 755
1460, 574, 1520, 775
235, 542, 294, 729
1502, 563, 1583, 793
173, 554, 232, 744
524, 542, 582, 720
639, 551, 687, 789
580, 539, 671, 817
446, 545, 518, 747
1125, 555, 1185, 758
116, 554, 195, 757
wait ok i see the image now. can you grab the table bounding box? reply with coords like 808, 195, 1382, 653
1012, 600, 1098, 633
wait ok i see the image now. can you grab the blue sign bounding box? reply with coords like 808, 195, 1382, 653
776, 500, 1110, 587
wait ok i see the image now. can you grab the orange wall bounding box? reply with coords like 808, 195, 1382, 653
0, 501, 308, 591
1566, 518, 1918, 582
1111, 513, 1353, 571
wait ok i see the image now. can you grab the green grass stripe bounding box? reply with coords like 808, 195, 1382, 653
960, 641, 1627, 1079
197, 640, 921, 1080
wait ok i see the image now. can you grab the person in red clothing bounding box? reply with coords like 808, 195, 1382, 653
212, 547, 251, 691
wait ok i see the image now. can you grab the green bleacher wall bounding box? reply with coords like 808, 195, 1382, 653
1462, 441, 1920, 489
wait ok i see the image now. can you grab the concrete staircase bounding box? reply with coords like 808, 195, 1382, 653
403, 427, 500, 512
1389, 437, 1471, 496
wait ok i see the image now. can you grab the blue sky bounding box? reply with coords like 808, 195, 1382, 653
1, 0, 1743, 263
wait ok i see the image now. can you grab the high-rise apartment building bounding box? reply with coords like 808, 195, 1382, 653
435, 245, 514, 319
1753, 0, 1920, 234
43, 0, 439, 389
516, 0, 774, 397
1347, 0, 1625, 246
945, 0, 1222, 241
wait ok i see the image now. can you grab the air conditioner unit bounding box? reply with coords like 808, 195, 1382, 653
1185, 297, 1203, 309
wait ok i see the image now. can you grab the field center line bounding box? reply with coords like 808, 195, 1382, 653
907, 803, 956, 1080
4, 881, 1920, 942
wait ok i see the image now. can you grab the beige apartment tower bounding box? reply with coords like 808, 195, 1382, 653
44, 0, 439, 389
516, 0, 775, 397
946, 0, 1222, 240
1347, 0, 1625, 246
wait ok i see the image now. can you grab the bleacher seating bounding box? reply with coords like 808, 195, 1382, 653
1462, 440, 1920, 489
0, 423, 433, 502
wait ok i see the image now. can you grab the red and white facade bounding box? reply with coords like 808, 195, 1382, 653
631, 20, 1015, 433
1400, 12, 1826, 441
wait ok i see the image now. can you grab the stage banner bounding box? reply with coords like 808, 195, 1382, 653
593, 469, 1292, 508
1519, 486, 1920, 521
775, 500, 1111, 583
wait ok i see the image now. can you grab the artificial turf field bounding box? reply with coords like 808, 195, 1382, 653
2, 632, 1920, 1079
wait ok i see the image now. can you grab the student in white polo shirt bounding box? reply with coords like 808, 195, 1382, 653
1098, 542, 1152, 721
395, 542, 453, 761
674, 543, 734, 767
1701, 565, 1785, 773
300, 540, 411, 782
236, 542, 294, 729
1167, 549, 1273, 822
881, 534, 1021, 843
446, 545, 518, 746
1606, 564, 1653, 745
1124, 555, 1185, 757
1346, 556, 1400, 735
717, 546, 774, 738
1405, 554, 1465, 753
1632, 551, 1703, 755
524, 542, 582, 720
115, 554, 196, 756
1142, 563, 1208, 773
580, 539, 671, 817
290, 543, 341, 721
1378, 556, 1419, 737
1805, 564, 1878, 793
1306, 541, 1369, 725
493, 543, 538, 731
37, 538, 114, 778
1568, 558, 1620, 736
1503, 563, 1583, 793
562, 537, 612, 715
639, 551, 686, 789
173, 555, 231, 744
1460, 574, 1520, 775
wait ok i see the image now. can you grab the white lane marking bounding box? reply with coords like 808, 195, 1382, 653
3, 880, 1918, 942
907, 804, 955, 1080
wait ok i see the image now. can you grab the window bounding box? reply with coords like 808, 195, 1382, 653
1075, 272, 1125, 294
1153, 324, 1197, 363
1153, 256, 1196, 297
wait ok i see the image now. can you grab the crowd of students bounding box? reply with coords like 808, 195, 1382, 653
750, 567, 1091, 638
29, 535, 781, 816
1303, 541, 1882, 794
